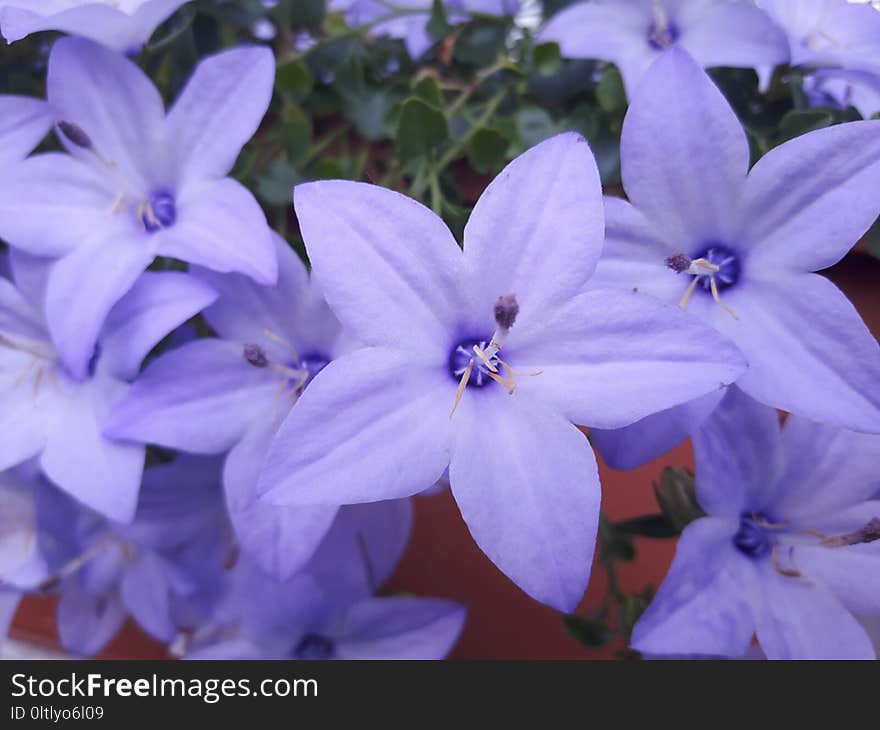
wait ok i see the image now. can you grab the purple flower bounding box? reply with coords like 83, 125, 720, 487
34, 456, 230, 656
588, 49, 880, 469
803, 66, 880, 119
105, 236, 348, 580
185, 500, 466, 660
0, 38, 277, 379
631, 387, 880, 660
330, 0, 520, 58
759, 0, 880, 70
255, 132, 746, 611
538, 0, 788, 97
0, 95, 52, 166
0, 252, 216, 522
0, 1, 190, 53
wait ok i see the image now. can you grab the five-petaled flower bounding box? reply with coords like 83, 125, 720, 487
0, 37, 278, 380
588, 48, 880, 470
539, 0, 788, 98
255, 132, 746, 611
632, 387, 880, 660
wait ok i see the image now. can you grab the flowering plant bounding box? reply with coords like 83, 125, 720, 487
0, 0, 878, 661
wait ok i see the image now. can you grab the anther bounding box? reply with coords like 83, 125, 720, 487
820, 517, 880, 547
244, 343, 268, 368
57, 120, 93, 150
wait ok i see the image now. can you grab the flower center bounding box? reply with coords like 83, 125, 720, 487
692, 244, 740, 293
449, 337, 494, 388
293, 633, 335, 660
139, 189, 176, 233
243, 335, 331, 416
733, 512, 776, 560
647, 21, 679, 50
665, 244, 741, 319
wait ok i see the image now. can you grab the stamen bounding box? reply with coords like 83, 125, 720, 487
709, 276, 739, 320
771, 545, 802, 578
264, 328, 300, 362
57, 120, 93, 150
668, 250, 739, 319
820, 517, 880, 547
450, 361, 473, 417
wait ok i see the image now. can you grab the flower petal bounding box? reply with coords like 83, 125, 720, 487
740, 120, 880, 271
796, 543, 880, 617
335, 597, 466, 660
41, 372, 144, 523
630, 517, 758, 657
47, 37, 165, 187
196, 234, 342, 356
707, 273, 880, 433
508, 289, 746, 429
1, 1, 188, 52
463, 133, 604, 324
620, 47, 750, 247
57, 581, 126, 657
101, 271, 218, 381
591, 389, 725, 471
0, 95, 51, 165
754, 566, 875, 660
225, 417, 339, 581
0, 153, 117, 257
588, 195, 683, 301
537, 0, 653, 95
156, 177, 277, 285
0, 364, 50, 471
104, 338, 279, 454
166, 46, 275, 183
769, 418, 880, 520
259, 347, 453, 506
692, 386, 782, 518
293, 181, 464, 356
120, 552, 176, 643
448, 391, 600, 612
46, 232, 155, 380
306, 500, 414, 606
678, 1, 789, 70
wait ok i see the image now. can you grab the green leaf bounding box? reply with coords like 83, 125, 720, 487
344, 89, 396, 141
533, 42, 562, 77
515, 106, 559, 149
563, 611, 613, 648
775, 108, 834, 146
618, 588, 654, 639
255, 160, 303, 206
466, 127, 509, 172
653, 467, 705, 532
413, 75, 444, 107
396, 97, 449, 163
613, 515, 680, 539
427, 0, 450, 41
275, 58, 314, 98
596, 65, 626, 112
279, 102, 312, 164
599, 517, 636, 562
864, 214, 880, 259
453, 23, 506, 67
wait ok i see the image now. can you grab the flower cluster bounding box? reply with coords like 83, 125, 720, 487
0, 0, 878, 661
